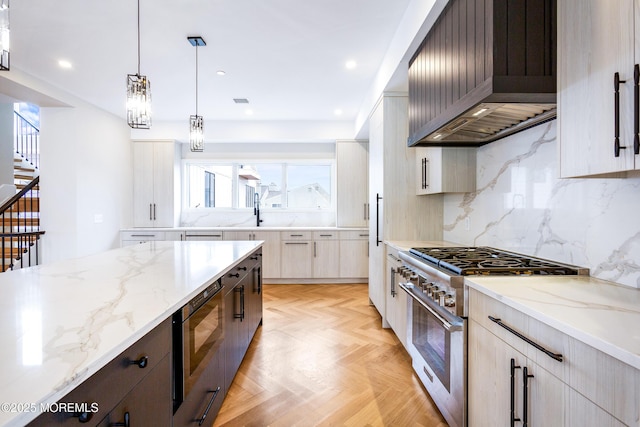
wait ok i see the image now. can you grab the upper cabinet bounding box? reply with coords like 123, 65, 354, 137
408, 0, 557, 147
133, 141, 180, 227
336, 140, 369, 227
415, 147, 476, 195
558, 0, 639, 177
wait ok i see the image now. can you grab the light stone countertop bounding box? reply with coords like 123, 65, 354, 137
465, 275, 640, 371
0, 240, 262, 427
384, 240, 462, 251
121, 226, 368, 232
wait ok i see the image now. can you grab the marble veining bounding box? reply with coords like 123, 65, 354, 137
0, 240, 261, 427
443, 120, 640, 288
466, 276, 640, 370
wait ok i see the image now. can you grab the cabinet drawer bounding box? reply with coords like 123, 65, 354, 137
312, 231, 338, 240
222, 248, 262, 291
121, 231, 166, 241
280, 231, 312, 240
339, 230, 369, 240
28, 319, 172, 426
184, 231, 224, 240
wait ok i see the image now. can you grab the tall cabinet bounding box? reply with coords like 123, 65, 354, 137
368, 93, 443, 321
558, 0, 639, 177
336, 140, 369, 227
133, 140, 180, 227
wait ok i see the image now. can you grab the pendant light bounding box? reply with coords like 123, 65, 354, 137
188, 36, 205, 152
0, 0, 9, 71
126, 0, 151, 129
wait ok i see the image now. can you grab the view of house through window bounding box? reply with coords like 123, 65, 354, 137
185, 161, 333, 210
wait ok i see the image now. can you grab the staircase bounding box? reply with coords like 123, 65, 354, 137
1, 112, 44, 272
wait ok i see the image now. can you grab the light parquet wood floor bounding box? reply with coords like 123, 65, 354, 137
212, 284, 448, 427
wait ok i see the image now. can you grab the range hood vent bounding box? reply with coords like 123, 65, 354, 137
408, 0, 557, 147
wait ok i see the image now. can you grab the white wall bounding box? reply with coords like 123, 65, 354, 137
0, 103, 13, 187
443, 120, 640, 288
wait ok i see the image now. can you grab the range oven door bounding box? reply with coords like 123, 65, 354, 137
401, 283, 466, 427
173, 283, 224, 408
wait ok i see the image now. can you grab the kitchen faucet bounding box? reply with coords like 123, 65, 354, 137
254, 192, 263, 227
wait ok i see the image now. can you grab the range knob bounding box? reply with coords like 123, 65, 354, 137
444, 293, 456, 307
429, 285, 440, 299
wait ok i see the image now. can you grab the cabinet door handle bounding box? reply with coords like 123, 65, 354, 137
314, 241, 317, 257
634, 64, 639, 154
229, 273, 240, 278
72, 404, 94, 423
197, 387, 221, 426
237, 266, 247, 271
363, 203, 367, 221
290, 234, 303, 237
615, 72, 628, 157
510, 358, 521, 427
285, 242, 308, 245
376, 193, 382, 246
129, 355, 148, 369
489, 316, 563, 361
153, 203, 157, 220
149, 204, 152, 221
522, 366, 534, 427
111, 412, 130, 427
390, 267, 397, 297
234, 286, 245, 321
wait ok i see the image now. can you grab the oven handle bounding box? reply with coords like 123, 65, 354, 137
399, 283, 463, 332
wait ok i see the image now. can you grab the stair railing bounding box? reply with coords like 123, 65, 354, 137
0, 177, 44, 272
14, 111, 40, 169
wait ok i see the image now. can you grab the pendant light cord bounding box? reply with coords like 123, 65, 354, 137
195, 42, 199, 116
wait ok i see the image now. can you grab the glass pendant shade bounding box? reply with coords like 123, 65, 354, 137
189, 115, 204, 152
0, 0, 9, 71
126, 73, 151, 128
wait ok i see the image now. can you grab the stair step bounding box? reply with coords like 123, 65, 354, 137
10, 198, 40, 211
1, 217, 40, 226
14, 174, 34, 181
15, 183, 39, 190
1, 247, 28, 259
14, 165, 36, 172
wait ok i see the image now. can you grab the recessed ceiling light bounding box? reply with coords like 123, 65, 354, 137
245, 109, 253, 116
334, 109, 343, 116
58, 59, 72, 69
216, 70, 226, 76
345, 60, 357, 70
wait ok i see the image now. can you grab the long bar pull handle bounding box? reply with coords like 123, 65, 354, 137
635, 64, 639, 154
615, 72, 628, 157
197, 387, 221, 426
390, 267, 397, 297
510, 358, 521, 427
489, 316, 563, 361
376, 193, 382, 246
421, 158, 426, 189
149, 204, 152, 221
522, 367, 534, 427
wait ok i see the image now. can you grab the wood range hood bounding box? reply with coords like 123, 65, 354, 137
407, 0, 557, 147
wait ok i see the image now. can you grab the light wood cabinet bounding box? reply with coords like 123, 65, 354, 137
468, 287, 637, 426
338, 230, 368, 279
280, 232, 313, 278
133, 141, 179, 227
336, 140, 369, 227
415, 147, 475, 195
312, 231, 339, 279
558, 0, 640, 177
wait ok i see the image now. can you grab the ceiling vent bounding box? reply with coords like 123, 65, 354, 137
233, 98, 249, 104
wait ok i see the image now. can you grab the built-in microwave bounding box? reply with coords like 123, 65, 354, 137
172, 279, 224, 412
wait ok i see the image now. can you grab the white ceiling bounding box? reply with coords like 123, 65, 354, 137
8, 0, 415, 125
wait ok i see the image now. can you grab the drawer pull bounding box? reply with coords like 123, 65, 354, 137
488, 316, 563, 362
229, 273, 240, 278
237, 266, 248, 271
197, 387, 221, 426
111, 412, 130, 427
250, 256, 259, 260
129, 355, 149, 369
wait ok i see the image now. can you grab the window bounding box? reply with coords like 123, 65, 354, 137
184, 161, 333, 210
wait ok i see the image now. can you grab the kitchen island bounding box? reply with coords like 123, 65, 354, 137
0, 240, 262, 427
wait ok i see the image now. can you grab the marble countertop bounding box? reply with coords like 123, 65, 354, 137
465, 275, 640, 370
121, 226, 368, 232
0, 240, 262, 427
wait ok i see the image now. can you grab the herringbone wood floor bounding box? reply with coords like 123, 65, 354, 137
212, 284, 448, 427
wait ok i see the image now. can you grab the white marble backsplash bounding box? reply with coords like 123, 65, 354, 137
443, 120, 640, 288
181, 210, 336, 228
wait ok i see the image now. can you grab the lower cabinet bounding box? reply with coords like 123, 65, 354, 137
384, 244, 408, 349
339, 231, 369, 279
468, 288, 635, 426
280, 233, 313, 278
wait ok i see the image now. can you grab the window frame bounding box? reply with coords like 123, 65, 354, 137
181, 158, 336, 212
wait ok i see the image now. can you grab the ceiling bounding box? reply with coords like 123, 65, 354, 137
8, 0, 414, 125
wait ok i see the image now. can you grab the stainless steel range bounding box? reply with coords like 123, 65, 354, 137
397, 246, 588, 427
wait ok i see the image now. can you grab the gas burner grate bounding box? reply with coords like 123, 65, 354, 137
409, 246, 586, 276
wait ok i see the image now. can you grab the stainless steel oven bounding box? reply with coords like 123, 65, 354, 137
398, 246, 588, 427
173, 279, 224, 410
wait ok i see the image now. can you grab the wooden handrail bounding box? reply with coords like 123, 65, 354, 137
0, 176, 39, 215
